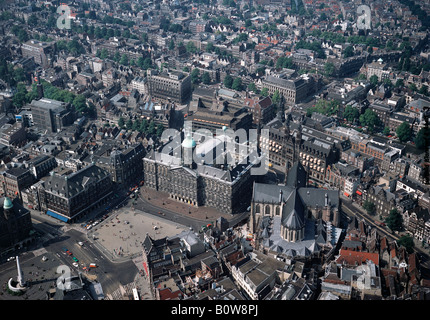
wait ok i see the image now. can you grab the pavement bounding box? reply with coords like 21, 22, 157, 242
140, 186, 234, 222
87, 207, 188, 261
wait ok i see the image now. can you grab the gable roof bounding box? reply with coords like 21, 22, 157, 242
336, 249, 379, 266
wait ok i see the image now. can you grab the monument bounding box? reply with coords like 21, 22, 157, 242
7, 255, 27, 293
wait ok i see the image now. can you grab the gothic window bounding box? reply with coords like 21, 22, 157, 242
255, 204, 261, 213
265, 205, 271, 215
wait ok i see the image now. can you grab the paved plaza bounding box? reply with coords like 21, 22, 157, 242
88, 208, 189, 259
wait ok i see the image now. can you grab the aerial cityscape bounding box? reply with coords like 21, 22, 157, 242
0, 0, 429, 304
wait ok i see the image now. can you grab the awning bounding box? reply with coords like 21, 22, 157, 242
46, 210, 69, 222
344, 192, 350, 197
356, 190, 362, 195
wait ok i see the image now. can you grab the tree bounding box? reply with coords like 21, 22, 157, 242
343, 45, 355, 58
396, 121, 412, 142
156, 124, 164, 137
118, 117, 125, 128
191, 69, 200, 84
271, 90, 280, 105
382, 126, 390, 136
362, 200, 375, 215
169, 39, 175, 51
126, 119, 133, 130
186, 41, 197, 54
414, 127, 430, 150
324, 62, 335, 77
359, 109, 380, 133
139, 119, 148, 133
223, 74, 233, 89
27, 14, 38, 27
385, 208, 403, 232
12, 83, 29, 108
231, 77, 243, 91
202, 72, 211, 85
72, 95, 88, 114
248, 82, 258, 93
132, 119, 141, 131
369, 74, 379, 86
120, 54, 129, 66
397, 235, 415, 254
343, 105, 360, 123
147, 121, 156, 135
261, 87, 269, 97
395, 79, 404, 88
206, 42, 215, 53
100, 48, 109, 59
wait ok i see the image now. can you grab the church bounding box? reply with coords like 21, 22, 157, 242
249, 162, 343, 259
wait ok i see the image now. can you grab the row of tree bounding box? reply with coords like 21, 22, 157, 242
362, 202, 414, 253
117, 117, 164, 138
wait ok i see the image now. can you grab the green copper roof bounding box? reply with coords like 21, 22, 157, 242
182, 133, 196, 149
3, 197, 13, 210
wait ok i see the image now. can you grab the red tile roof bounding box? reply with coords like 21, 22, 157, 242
336, 249, 379, 266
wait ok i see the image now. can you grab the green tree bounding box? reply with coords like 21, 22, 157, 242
385, 208, 403, 232
414, 127, 430, 150
186, 41, 197, 54
169, 39, 175, 51
419, 85, 429, 96
369, 74, 379, 86
126, 119, 133, 130
139, 119, 148, 133
206, 42, 215, 53
12, 83, 29, 108
191, 69, 200, 84
395, 79, 404, 88
156, 124, 164, 137
359, 109, 380, 133
202, 72, 211, 85
248, 82, 258, 93
324, 62, 335, 77
118, 117, 125, 128
223, 74, 233, 89
100, 48, 109, 59
362, 200, 375, 215
27, 14, 38, 27
271, 90, 280, 105
397, 235, 415, 254
343, 45, 355, 58
120, 54, 129, 66
383, 126, 390, 136
261, 87, 269, 97
132, 119, 141, 131
343, 105, 360, 123
396, 121, 412, 142
72, 95, 88, 114
231, 77, 243, 91
147, 121, 156, 135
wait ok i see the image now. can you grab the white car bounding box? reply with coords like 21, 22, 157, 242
72, 262, 79, 268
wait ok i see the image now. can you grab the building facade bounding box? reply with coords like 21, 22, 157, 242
37, 164, 113, 222
147, 69, 192, 104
